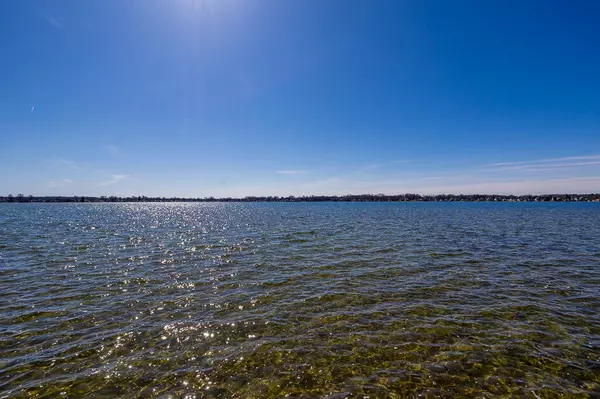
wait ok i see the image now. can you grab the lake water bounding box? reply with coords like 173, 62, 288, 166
1, 202, 599, 398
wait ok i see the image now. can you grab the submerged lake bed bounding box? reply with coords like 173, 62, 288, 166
1, 202, 599, 398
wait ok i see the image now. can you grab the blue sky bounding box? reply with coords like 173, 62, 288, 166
1, 0, 599, 196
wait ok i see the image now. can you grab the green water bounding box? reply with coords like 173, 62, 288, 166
1, 202, 599, 398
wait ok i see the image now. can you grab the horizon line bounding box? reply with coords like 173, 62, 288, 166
3, 193, 600, 200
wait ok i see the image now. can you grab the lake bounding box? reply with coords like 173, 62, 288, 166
1, 202, 599, 398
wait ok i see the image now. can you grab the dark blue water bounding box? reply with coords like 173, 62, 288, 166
1, 202, 599, 398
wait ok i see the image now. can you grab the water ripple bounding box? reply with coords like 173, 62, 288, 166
0, 202, 599, 398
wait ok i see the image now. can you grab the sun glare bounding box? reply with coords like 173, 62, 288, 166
169, 0, 246, 23
154, 0, 251, 43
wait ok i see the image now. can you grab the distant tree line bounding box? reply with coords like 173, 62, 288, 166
2, 193, 600, 203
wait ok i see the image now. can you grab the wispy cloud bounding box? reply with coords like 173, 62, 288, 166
292, 174, 600, 196
483, 155, 600, 173
300, 177, 345, 192
47, 179, 72, 188
45, 15, 61, 28
98, 174, 129, 186
103, 145, 120, 156
51, 158, 84, 170
485, 155, 600, 167
486, 161, 600, 173
30, 105, 35, 113
415, 176, 446, 181
277, 170, 308, 175
360, 163, 382, 172
410, 176, 600, 195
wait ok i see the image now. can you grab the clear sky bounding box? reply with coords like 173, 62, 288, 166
1, 0, 600, 197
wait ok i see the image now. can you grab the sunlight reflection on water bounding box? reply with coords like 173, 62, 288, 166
0, 202, 599, 398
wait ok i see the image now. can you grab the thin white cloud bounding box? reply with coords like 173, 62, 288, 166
485, 155, 600, 167
99, 174, 129, 186
415, 176, 446, 180
409, 176, 600, 195
484, 160, 600, 173
103, 145, 120, 156
47, 179, 72, 188
277, 170, 308, 175
45, 15, 61, 28
299, 177, 359, 194
99, 181, 116, 186
51, 158, 84, 170
298, 176, 600, 196
30, 106, 35, 113
360, 163, 381, 172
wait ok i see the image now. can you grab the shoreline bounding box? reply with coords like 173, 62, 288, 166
2, 194, 600, 203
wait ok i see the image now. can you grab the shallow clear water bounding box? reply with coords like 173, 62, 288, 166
1, 202, 599, 398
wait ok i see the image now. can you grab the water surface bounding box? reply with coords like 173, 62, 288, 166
1, 202, 599, 398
